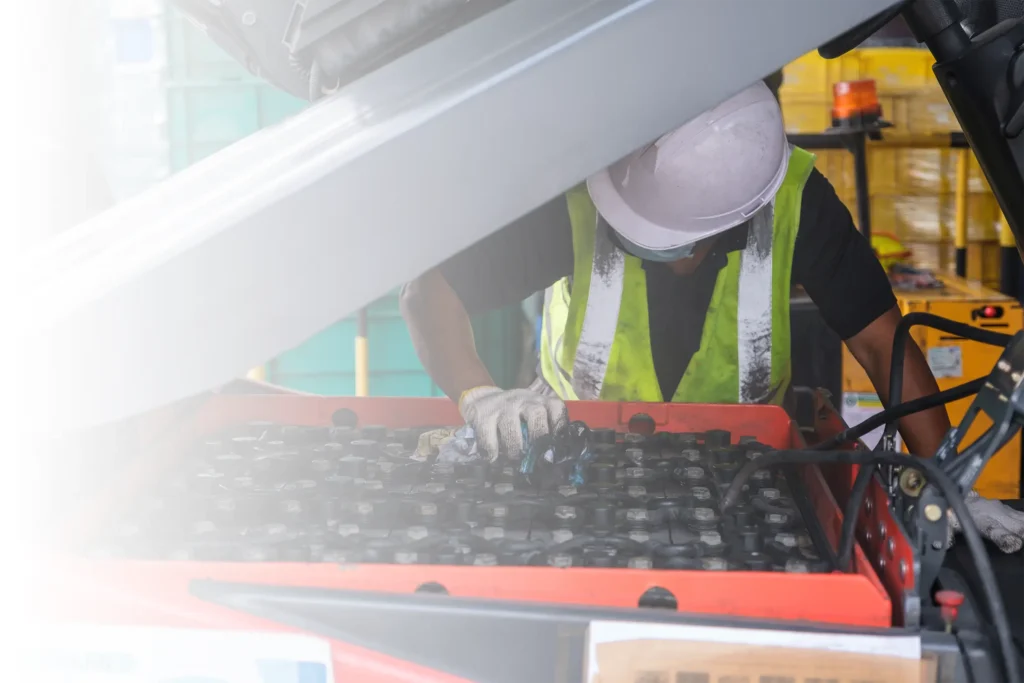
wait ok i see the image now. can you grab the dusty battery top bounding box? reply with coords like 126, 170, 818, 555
90, 421, 834, 573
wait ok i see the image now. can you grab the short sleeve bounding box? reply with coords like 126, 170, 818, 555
792, 169, 897, 339
438, 197, 574, 314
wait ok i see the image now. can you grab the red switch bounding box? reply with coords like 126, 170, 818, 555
972, 305, 1004, 320
935, 590, 965, 632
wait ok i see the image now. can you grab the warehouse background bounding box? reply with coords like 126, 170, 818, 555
89, 1, 1009, 397
90, 0, 529, 397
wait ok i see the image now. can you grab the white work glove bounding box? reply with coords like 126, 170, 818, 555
948, 491, 1024, 554
459, 386, 568, 462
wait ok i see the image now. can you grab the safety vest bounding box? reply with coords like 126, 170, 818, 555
540, 146, 816, 404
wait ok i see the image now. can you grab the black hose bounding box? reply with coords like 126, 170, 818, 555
823, 378, 985, 573
720, 449, 1019, 683
722, 451, 870, 511
885, 455, 1019, 683
836, 462, 875, 572
882, 313, 1011, 449
812, 377, 985, 451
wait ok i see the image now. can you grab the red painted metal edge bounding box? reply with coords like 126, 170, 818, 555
810, 392, 917, 626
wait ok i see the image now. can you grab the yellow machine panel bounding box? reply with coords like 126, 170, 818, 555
842, 274, 1022, 498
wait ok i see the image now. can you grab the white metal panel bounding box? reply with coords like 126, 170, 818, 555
20, 0, 898, 431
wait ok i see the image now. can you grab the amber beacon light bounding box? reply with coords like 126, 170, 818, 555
832, 79, 883, 127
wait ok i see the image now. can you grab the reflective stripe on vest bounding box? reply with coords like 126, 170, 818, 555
737, 201, 774, 403
572, 218, 626, 399
540, 146, 816, 404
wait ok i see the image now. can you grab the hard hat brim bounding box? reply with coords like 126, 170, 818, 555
586, 146, 790, 252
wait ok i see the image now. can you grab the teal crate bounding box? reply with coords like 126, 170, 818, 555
164, 11, 525, 397
268, 298, 525, 397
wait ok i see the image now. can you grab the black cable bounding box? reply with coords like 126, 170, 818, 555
812, 377, 985, 451
836, 463, 875, 572
721, 449, 1019, 683
818, 378, 986, 571
882, 313, 1011, 449
880, 455, 1018, 683
722, 451, 875, 511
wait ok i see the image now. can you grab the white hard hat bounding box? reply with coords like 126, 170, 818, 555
587, 81, 789, 252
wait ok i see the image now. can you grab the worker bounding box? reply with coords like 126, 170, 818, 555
401, 82, 1024, 552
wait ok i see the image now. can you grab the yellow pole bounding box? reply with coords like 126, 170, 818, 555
355, 307, 369, 397
999, 212, 1018, 297
953, 149, 969, 278
938, 149, 950, 246
999, 212, 1016, 249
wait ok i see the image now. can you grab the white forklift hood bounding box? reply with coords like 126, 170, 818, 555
21, 0, 896, 432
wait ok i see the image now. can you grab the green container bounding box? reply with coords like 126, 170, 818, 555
165, 10, 525, 396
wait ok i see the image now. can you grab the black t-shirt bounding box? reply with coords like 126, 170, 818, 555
439, 168, 895, 400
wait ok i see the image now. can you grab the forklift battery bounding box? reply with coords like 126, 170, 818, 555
90, 422, 834, 574
55, 396, 898, 631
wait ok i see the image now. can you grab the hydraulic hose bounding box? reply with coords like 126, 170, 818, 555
813, 377, 985, 452
719, 449, 1018, 683
882, 313, 1011, 448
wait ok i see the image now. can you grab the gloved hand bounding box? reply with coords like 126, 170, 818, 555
459, 386, 568, 462
949, 491, 1024, 553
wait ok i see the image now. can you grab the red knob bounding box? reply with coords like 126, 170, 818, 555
936, 590, 965, 607
935, 590, 965, 631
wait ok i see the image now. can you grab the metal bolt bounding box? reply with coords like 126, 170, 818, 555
242, 11, 256, 26
865, 498, 873, 515
878, 522, 887, 541
899, 560, 908, 582
924, 504, 943, 522
866, 530, 873, 543
932, 540, 944, 550
879, 556, 887, 570
887, 538, 895, 558
998, 359, 1011, 372
899, 468, 925, 497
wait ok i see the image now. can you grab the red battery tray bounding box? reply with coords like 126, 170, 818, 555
49, 395, 897, 637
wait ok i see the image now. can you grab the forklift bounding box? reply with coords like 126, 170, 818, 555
25, 1, 1024, 681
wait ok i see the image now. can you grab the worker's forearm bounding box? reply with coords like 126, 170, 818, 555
399, 269, 495, 402
846, 306, 951, 456
878, 339, 951, 457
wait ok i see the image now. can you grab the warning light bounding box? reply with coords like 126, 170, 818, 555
832, 80, 883, 125
971, 305, 1004, 321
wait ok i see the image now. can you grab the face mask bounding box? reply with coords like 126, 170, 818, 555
613, 230, 696, 262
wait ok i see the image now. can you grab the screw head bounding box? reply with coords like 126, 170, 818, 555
899, 559, 908, 582
887, 538, 896, 558
242, 11, 256, 26
924, 503, 943, 522
878, 522, 887, 541
865, 498, 873, 515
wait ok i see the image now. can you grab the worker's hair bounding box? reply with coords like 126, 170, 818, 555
762, 70, 783, 103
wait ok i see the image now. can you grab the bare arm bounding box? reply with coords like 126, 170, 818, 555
845, 304, 951, 457
399, 269, 495, 401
